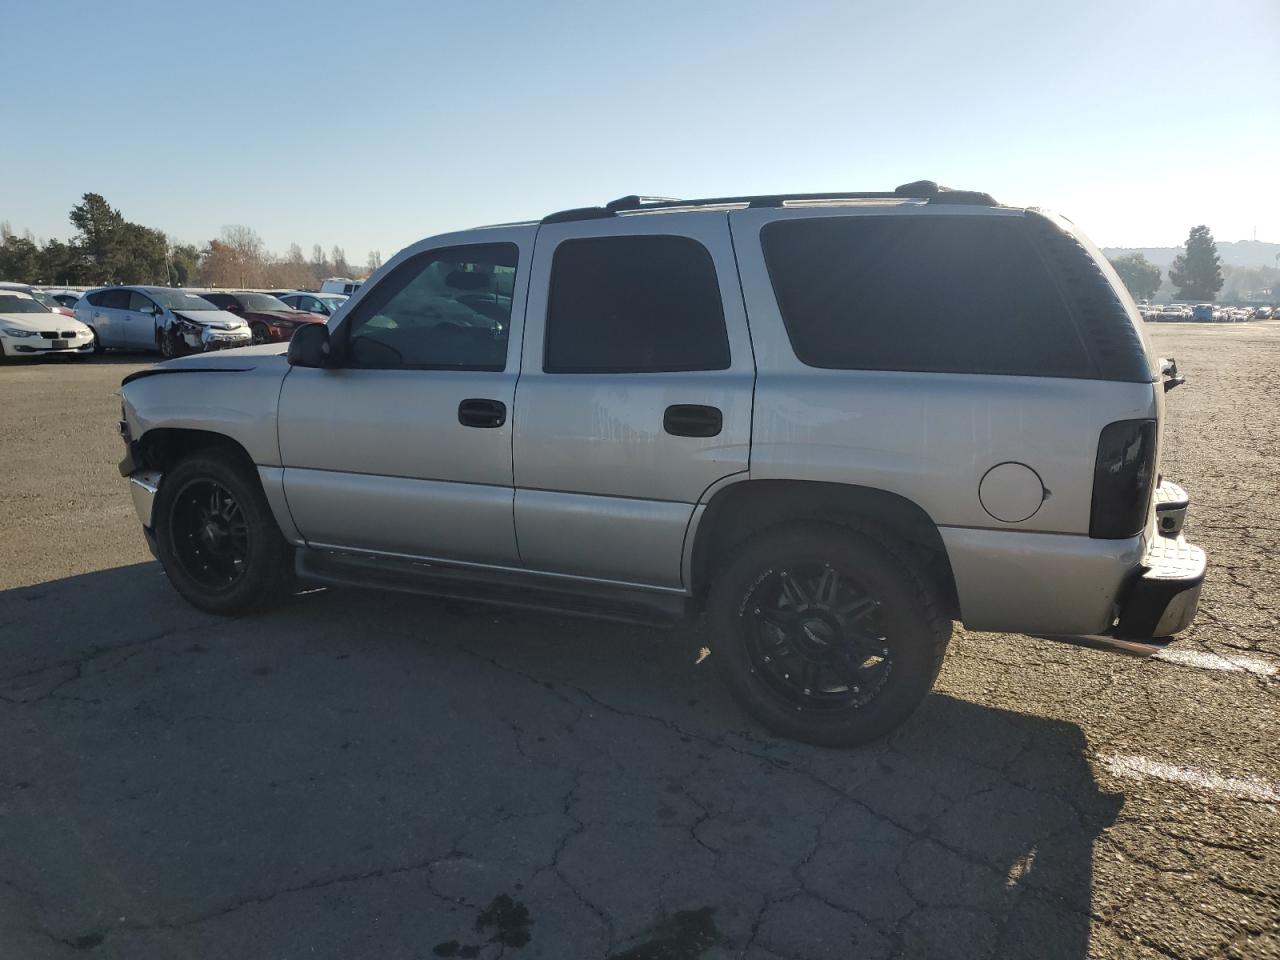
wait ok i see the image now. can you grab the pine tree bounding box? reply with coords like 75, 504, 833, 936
1169, 226, 1224, 302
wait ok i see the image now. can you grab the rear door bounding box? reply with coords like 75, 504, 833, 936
512, 214, 755, 589
85, 289, 130, 346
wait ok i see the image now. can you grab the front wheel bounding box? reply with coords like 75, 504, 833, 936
152, 454, 294, 615
249, 323, 271, 346
158, 329, 181, 359
707, 521, 951, 747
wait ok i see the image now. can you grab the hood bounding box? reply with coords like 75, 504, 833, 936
245, 309, 325, 324
0, 312, 91, 332
173, 308, 247, 328
121, 342, 289, 385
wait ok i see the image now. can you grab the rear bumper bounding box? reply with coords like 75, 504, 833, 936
943, 482, 1207, 645
1115, 533, 1205, 640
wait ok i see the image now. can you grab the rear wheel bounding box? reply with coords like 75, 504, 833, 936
153, 454, 294, 615
708, 521, 951, 747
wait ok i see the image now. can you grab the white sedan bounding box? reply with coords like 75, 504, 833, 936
0, 291, 96, 360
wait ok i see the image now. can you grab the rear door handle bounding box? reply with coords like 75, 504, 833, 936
458, 398, 507, 428
664, 404, 722, 438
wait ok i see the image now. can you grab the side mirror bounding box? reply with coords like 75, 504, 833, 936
288, 322, 333, 368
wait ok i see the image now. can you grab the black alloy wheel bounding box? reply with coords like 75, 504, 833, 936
168, 478, 250, 589
153, 454, 294, 615
708, 521, 952, 747
744, 563, 894, 711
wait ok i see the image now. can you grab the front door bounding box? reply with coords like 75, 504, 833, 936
277, 231, 532, 566
512, 214, 755, 589
126, 291, 159, 349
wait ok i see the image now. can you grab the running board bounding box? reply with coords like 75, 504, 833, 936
296, 548, 690, 628
1035, 632, 1175, 658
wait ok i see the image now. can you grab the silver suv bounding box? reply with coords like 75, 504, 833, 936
117, 182, 1205, 746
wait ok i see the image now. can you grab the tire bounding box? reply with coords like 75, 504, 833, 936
158, 329, 185, 359
152, 453, 294, 615
707, 521, 951, 747
249, 323, 270, 346
88, 327, 104, 355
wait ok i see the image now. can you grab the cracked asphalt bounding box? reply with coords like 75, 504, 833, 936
1, 324, 1277, 960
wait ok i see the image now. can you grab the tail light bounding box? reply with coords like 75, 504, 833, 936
1090, 419, 1157, 538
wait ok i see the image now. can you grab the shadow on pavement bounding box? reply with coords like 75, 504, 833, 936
0, 563, 1121, 959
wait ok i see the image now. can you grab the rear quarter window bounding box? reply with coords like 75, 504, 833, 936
761, 215, 1096, 379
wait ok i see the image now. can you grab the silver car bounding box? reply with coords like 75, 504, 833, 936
118, 181, 1206, 746
77, 286, 251, 356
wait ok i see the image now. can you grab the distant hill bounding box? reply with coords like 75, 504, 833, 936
1102, 240, 1280, 270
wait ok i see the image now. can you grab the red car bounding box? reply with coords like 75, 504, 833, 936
199, 292, 326, 345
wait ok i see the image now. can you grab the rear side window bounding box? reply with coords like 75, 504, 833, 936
545, 236, 731, 373
761, 215, 1094, 378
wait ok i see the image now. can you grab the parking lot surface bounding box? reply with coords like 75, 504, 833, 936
1, 326, 1277, 960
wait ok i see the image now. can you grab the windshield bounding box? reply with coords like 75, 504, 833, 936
319, 296, 346, 310
150, 290, 219, 311
30, 292, 59, 310
0, 294, 51, 314
238, 293, 291, 312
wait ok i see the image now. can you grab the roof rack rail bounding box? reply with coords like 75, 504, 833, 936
541, 181, 997, 224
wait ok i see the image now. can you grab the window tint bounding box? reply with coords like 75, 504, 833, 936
344, 243, 516, 371
761, 215, 1093, 378
97, 289, 131, 310
544, 235, 730, 374
127, 291, 156, 312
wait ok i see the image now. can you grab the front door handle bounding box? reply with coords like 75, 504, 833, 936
458, 398, 507, 428
664, 404, 722, 438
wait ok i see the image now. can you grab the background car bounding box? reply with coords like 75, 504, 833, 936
0, 290, 95, 360
1157, 304, 1186, 321
75, 286, 250, 357
320, 277, 362, 295
42, 290, 83, 311
0, 282, 76, 318
278, 291, 349, 317
198, 291, 326, 345
1256, 306, 1274, 319
1191, 303, 1214, 321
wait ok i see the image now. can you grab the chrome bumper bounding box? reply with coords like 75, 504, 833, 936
128, 470, 163, 529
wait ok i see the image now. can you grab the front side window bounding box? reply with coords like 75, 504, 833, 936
344, 243, 516, 370
761, 215, 1093, 378
544, 235, 730, 374
128, 291, 157, 313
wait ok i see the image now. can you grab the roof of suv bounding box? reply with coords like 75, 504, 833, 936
540, 181, 1001, 224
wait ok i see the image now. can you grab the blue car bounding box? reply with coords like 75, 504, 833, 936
1191, 304, 1214, 322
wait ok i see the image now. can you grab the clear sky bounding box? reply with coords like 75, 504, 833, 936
6, 0, 1279, 263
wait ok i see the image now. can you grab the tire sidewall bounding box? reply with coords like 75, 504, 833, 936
709, 523, 948, 747
153, 455, 286, 615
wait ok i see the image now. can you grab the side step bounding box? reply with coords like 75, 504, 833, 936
296, 548, 690, 628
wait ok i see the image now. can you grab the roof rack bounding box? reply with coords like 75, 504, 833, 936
541, 181, 998, 224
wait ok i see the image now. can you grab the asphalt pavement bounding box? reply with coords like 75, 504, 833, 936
1, 325, 1277, 959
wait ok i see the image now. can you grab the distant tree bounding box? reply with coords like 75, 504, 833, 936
331, 245, 351, 278
366, 249, 383, 274
39, 239, 90, 285
1108, 253, 1162, 301
0, 231, 42, 282
199, 226, 267, 287
69, 193, 125, 281
1169, 226, 1224, 301
113, 222, 169, 284
168, 241, 202, 286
